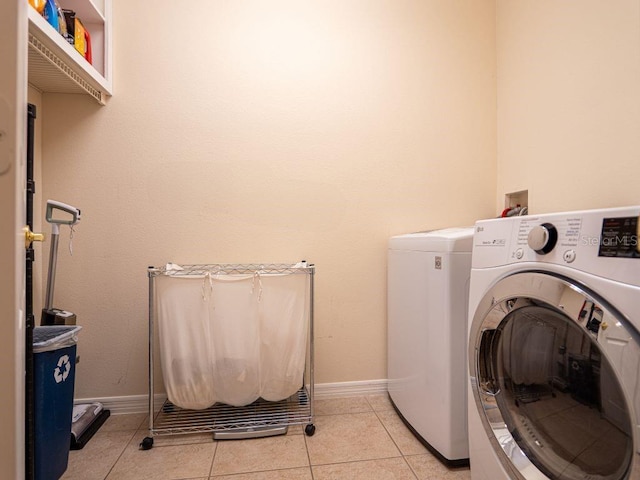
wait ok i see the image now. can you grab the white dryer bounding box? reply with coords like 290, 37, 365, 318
388, 227, 473, 465
467, 207, 640, 480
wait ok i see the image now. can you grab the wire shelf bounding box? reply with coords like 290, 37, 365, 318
151, 388, 312, 437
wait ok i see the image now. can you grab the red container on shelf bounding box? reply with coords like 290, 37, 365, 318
84, 28, 92, 64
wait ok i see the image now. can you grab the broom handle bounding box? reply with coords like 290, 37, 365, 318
44, 225, 59, 311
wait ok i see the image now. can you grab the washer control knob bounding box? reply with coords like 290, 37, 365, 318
527, 223, 558, 254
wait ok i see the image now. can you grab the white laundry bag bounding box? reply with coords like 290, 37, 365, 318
259, 273, 309, 401
155, 276, 217, 410
155, 270, 309, 409
207, 274, 261, 407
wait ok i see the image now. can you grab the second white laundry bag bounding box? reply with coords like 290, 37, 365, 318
258, 273, 309, 402
208, 274, 261, 407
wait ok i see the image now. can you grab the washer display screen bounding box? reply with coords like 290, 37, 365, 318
598, 216, 639, 258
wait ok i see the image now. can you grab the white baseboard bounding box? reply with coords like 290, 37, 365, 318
76, 379, 388, 415
312, 379, 388, 399
75, 394, 168, 416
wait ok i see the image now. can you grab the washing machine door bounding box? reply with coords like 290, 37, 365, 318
469, 271, 640, 480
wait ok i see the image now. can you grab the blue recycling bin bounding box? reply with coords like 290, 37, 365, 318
33, 326, 81, 480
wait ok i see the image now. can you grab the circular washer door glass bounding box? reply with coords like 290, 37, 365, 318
472, 272, 637, 480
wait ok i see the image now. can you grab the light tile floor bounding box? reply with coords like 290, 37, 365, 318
61, 394, 471, 480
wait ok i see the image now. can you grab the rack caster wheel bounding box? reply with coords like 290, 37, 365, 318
139, 437, 154, 450
304, 424, 316, 436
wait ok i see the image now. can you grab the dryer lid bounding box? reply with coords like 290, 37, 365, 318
389, 227, 473, 252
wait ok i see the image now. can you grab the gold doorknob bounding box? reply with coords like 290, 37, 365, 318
23, 225, 45, 248
601, 321, 608, 331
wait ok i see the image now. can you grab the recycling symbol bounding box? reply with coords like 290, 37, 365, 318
53, 354, 71, 384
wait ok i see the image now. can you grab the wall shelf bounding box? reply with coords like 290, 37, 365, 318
27, 0, 111, 105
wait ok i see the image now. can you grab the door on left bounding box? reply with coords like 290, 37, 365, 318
0, 0, 29, 478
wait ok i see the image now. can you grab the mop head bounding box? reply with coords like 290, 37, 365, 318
70, 402, 110, 450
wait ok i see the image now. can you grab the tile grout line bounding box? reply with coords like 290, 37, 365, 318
101, 428, 139, 480
302, 422, 316, 480
207, 436, 218, 479
366, 394, 420, 480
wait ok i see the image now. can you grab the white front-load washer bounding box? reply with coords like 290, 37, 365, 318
388, 227, 473, 465
467, 207, 640, 480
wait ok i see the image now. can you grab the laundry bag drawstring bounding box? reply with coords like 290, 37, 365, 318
202, 272, 214, 301
252, 271, 263, 302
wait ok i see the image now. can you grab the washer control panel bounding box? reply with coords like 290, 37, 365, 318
472, 206, 640, 284
517, 217, 582, 251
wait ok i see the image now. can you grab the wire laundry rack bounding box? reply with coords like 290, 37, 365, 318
157, 263, 313, 276
141, 262, 315, 448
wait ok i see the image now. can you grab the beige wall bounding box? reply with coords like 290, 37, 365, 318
497, 0, 640, 213
37, 0, 640, 402
39, 1, 497, 398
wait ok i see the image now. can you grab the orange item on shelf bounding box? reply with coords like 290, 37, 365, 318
73, 18, 86, 58
29, 0, 47, 14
